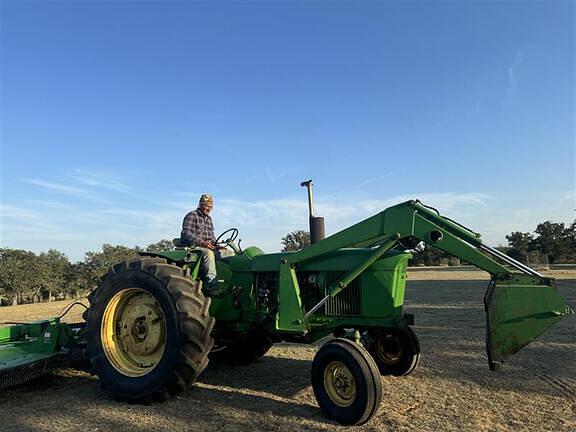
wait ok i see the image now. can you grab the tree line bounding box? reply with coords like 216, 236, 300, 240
1, 219, 574, 306
0, 240, 173, 306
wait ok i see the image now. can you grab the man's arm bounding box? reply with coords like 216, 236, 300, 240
207, 216, 217, 244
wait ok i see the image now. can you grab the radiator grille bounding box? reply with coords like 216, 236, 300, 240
321, 272, 362, 316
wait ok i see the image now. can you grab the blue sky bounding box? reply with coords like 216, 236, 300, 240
1, 0, 574, 262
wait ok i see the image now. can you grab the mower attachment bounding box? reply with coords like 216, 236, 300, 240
484, 274, 573, 371
0, 319, 85, 390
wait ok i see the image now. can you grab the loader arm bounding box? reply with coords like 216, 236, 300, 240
288, 200, 572, 370
290, 200, 507, 274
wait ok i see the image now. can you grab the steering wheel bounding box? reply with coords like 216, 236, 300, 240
215, 228, 239, 248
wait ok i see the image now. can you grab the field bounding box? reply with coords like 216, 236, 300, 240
0, 268, 574, 432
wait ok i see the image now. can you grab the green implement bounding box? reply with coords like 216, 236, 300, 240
0, 318, 85, 390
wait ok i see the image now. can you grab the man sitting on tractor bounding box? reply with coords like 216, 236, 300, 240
180, 194, 228, 296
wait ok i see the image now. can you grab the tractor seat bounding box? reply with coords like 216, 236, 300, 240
172, 237, 188, 248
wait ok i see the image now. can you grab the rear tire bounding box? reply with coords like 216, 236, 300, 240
311, 338, 382, 425
84, 257, 214, 401
367, 327, 420, 376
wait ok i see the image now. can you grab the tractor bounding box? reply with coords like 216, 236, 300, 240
0, 183, 572, 426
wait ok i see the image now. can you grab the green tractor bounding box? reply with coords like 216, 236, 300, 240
1, 185, 572, 426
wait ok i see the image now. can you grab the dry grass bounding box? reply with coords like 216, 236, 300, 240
0, 300, 88, 326
0, 268, 574, 432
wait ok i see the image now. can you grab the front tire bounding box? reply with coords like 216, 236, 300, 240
311, 338, 382, 425
84, 257, 214, 401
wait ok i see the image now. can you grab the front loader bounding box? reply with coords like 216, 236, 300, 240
1, 189, 572, 425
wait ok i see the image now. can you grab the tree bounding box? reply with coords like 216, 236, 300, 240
38, 249, 70, 301
503, 220, 576, 265
408, 245, 452, 266
564, 220, 576, 262
64, 262, 90, 299
505, 231, 534, 263
83, 244, 141, 288
532, 221, 566, 264
146, 239, 174, 251
0, 248, 38, 304
281, 230, 310, 252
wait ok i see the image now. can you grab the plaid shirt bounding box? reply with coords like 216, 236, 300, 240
180, 208, 216, 246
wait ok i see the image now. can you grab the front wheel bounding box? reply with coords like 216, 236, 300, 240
84, 257, 215, 401
311, 338, 382, 426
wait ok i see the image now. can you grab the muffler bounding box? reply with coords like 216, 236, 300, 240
300, 180, 325, 244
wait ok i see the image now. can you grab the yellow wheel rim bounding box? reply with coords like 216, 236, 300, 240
101, 288, 167, 377
323, 360, 356, 407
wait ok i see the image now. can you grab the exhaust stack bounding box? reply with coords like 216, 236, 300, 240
300, 180, 325, 244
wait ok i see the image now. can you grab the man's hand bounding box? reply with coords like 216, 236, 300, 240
201, 240, 216, 250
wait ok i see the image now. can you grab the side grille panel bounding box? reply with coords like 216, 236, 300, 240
321, 271, 362, 316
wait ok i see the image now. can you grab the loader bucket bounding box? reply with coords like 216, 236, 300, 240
484, 274, 573, 370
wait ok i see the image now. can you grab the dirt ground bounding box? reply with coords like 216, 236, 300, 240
0, 268, 574, 432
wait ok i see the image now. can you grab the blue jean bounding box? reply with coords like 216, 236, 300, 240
196, 247, 233, 293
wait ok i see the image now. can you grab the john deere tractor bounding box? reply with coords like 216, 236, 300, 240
1, 183, 572, 426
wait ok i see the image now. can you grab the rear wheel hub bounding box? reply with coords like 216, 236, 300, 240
101, 288, 167, 376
